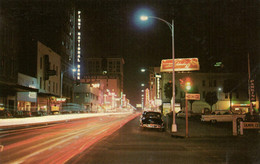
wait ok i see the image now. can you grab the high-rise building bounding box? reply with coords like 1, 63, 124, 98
0, 0, 78, 114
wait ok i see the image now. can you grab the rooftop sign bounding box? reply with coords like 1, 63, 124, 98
160, 58, 200, 72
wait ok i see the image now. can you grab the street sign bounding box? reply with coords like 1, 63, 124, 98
240, 122, 260, 135
56, 98, 66, 102
249, 79, 256, 102
185, 93, 200, 100
242, 122, 260, 129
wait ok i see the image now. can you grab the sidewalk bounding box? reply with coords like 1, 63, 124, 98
0, 112, 133, 129
166, 117, 235, 138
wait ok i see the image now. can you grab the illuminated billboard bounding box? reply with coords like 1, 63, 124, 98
160, 58, 200, 72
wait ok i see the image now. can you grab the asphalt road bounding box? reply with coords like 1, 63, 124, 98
67, 116, 260, 164
0, 113, 138, 164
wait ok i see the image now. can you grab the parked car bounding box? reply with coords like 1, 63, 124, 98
140, 111, 164, 131
201, 113, 245, 123
176, 111, 192, 118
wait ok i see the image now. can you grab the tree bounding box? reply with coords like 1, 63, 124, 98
205, 92, 218, 112
164, 82, 177, 100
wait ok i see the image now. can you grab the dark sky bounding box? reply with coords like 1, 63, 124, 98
79, 0, 259, 105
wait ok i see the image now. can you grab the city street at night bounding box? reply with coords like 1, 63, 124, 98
0, 1, 259, 164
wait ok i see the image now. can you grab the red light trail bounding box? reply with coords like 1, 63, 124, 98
0, 113, 139, 164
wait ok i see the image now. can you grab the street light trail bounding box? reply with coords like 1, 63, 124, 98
0, 113, 139, 164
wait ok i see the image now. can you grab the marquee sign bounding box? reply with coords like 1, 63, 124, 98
160, 58, 200, 72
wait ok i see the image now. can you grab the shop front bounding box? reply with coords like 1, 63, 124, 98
17, 92, 37, 117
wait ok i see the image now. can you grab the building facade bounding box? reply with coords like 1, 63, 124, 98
158, 72, 259, 114
0, 1, 78, 115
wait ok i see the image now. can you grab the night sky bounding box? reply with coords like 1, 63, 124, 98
79, 0, 259, 105
2, 0, 258, 105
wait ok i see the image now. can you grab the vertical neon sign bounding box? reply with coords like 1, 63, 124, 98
77, 10, 81, 80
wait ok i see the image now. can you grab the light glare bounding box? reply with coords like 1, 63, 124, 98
140, 16, 148, 21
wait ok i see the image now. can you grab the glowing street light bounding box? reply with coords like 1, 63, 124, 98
140, 15, 148, 21
141, 83, 145, 87
140, 68, 146, 72
140, 15, 177, 132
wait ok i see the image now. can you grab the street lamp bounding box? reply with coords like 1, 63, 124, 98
217, 87, 222, 110
185, 83, 191, 138
140, 15, 177, 132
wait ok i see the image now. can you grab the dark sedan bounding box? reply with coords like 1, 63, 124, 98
140, 111, 164, 131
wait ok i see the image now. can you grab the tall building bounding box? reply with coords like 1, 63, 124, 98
0, 1, 78, 114
82, 57, 124, 97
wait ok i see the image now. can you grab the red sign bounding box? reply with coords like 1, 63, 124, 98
249, 79, 256, 102
160, 58, 200, 72
185, 94, 200, 100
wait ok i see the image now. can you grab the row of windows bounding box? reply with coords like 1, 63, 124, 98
202, 80, 217, 87
39, 77, 59, 94
87, 60, 121, 73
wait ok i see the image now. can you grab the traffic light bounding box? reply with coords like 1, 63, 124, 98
180, 77, 192, 91
43, 55, 50, 80
185, 77, 192, 91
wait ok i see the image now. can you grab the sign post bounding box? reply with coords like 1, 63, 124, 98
185, 93, 200, 138
185, 92, 189, 138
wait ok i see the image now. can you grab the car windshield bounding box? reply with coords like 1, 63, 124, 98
145, 113, 161, 119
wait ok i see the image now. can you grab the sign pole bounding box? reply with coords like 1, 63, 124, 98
185, 91, 188, 138
248, 54, 253, 115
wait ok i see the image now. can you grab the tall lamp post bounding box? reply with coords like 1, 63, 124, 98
140, 16, 177, 132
